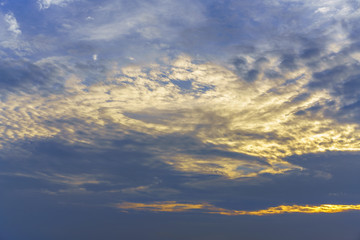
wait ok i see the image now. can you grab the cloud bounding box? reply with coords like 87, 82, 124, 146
115, 201, 360, 215
0, 0, 360, 182
64, 0, 205, 42
37, 0, 74, 9
0, 171, 102, 186
0, 55, 360, 179
0, 59, 62, 94
2, 1, 360, 238
4, 12, 21, 36
0, 12, 32, 54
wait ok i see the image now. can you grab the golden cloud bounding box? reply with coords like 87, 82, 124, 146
1, 55, 360, 178
116, 201, 360, 216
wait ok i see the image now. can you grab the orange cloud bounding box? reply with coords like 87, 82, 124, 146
115, 201, 360, 216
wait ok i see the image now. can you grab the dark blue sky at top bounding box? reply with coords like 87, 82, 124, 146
1, 0, 360, 239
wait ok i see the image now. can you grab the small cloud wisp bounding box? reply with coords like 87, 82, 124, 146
116, 201, 360, 216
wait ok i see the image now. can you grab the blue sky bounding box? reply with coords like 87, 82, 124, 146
1, 0, 360, 239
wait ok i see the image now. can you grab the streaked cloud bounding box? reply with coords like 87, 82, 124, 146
0, 171, 103, 187
116, 201, 360, 216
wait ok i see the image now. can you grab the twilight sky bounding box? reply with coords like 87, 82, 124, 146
1, 0, 360, 239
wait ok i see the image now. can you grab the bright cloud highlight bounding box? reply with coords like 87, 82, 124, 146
1, 55, 360, 178
116, 201, 360, 216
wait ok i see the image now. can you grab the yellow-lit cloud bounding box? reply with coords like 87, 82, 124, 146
116, 201, 360, 216
0, 172, 103, 186
1, 55, 360, 178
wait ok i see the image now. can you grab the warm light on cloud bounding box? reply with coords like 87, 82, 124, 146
0, 172, 103, 186
1, 55, 360, 178
116, 201, 360, 216
3, 0, 360, 238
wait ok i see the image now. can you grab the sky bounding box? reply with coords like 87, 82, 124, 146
1, 0, 360, 239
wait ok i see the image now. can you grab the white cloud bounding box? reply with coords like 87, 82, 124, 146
72, 0, 205, 41
37, 0, 74, 9
0, 12, 30, 54
315, 7, 331, 14
4, 12, 21, 36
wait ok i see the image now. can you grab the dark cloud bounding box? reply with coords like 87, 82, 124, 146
265, 70, 282, 79
300, 47, 322, 59
245, 69, 259, 82
346, 17, 360, 40
334, 74, 360, 99
232, 57, 247, 72
0, 58, 76, 102
2, 134, 360, 208
0, 128, 266, 197
290, 93, 310, 104
0, 59, 56, 88
3, 141, 360, 240
280, 54, 299, 71
232, 57, 262, 82
308, 65, 349, 89
254, 57, 269, 67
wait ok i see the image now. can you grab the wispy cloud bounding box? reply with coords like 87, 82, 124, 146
37, 0, 75, 9
71, 0, 205, 41
116, 201, 360, 216
0, 171, 103, 186
0, 12, 31, 54
4, 12, 21, 36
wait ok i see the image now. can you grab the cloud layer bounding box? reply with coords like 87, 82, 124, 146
1, 54, 360, 179
1, 1, 360, 239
